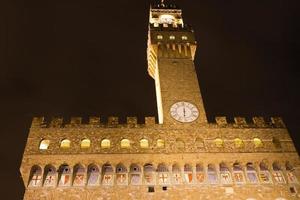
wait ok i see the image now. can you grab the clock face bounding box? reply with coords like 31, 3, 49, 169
170, 102, 199, 123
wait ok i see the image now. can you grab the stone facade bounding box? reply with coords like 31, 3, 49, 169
20, 1, 300, 200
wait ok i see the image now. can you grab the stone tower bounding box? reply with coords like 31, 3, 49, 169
20, 1, 300, 200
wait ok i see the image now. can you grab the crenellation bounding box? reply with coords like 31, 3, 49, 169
215, 116, 228, 126
89, 116, 100, 126
233, 117, 248, 127
145, 117, 156, 126
31, 117, 45, 128
126, 117, 137, 127
69, 117, 82, 127
108, 116, 119, 127
49, 117, 63, 128
271, 117, 286, 128
253, 116, 267, 127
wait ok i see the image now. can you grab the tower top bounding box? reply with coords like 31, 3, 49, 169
151, 0, 179, 9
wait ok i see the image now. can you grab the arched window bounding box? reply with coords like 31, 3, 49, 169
157, 35, 163, 39
80, 139, 91, 149
196, 164, 205, 183
169, 35, 175, 40
140, 139, 149, 148
195, 137, 204, 148
116, 163, 128, 185
129, 164, 141, 185
219, 162, 232, 184
39, 139, 50, 150
73, 164, 86, 186
172, 164, 182, 184
43, 165, 56, 187
181, 35, 188, 40
272, 162, 285, 183
215, 138, 224, 148
259, 162, 272, 184
28, 165, 42, 187
157, 139, 165, 148
101, 139, 111, 148
253, 138, 263, 148
272, 137, 282, 149
184, 164, 193, 184
58, 164, 72, 186
157, 163, 169, 185
207, 164, 218, 184
285, 162, 298, 184
60, 139, 71, 149
246, 162, 259, 183
121, 139, 130, 148
144, 163, 155, 185
102, 163, 114, 185
232, 162, 245, 184
234, 138, 244, 148
87, 164, 100, 186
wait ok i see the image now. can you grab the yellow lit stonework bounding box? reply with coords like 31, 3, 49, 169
20, 1, 300, 200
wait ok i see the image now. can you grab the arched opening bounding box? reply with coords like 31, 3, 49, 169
58, 164, 72, 186
144, 163, 155, 185
43, 165, 57, 187
116, 163, 128, 185
232, 162, 245, 184
219, 162, 232, 184
234, 138, 244, 148
272, 162, 285, 183
196, 163, 205, 183
102, 163, 114, 185
87, 164, 100, 186
259, 161, 272, 184
172, 164, 182, 184
207, 164, 218, 184
253, 138, 263, 148
285, 162, 298, 183
157, 163, 169, 185
28, 165, 42, 187
80, 139, 91, 149
140, 139, 149, 148
129, 164, 141, 185
246, 162, 258, 183
215, 138, 224, 148
156, 139, 165, 148
101, 139, 111, 148
39, 139, 50, 150
73, 164, 86, 186
121, 139, 130, 148
60, 139, 71, 149
184, 164, 193, 184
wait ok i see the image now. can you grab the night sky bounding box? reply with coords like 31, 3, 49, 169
1, 0, 299, 199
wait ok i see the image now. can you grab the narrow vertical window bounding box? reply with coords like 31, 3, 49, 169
121, 139, 130, 148
81, 139, 91, 149
169, 35, 175, 40
181, 35, 188, 40
60, 139, 71, 149
101, 139, 111, 148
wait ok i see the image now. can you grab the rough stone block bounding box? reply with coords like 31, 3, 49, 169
271, 117, 286, 128
50, 117, 63, 128
252, 117, 266, 127
89, 117, 100, 125
108, 117, 119, 126
31, 117, 44, 128
234, 117, 247, 127
127, 117, 137, 127
215, 116, 227, 126
145, 117, 155, 126
70, 117, 82, 126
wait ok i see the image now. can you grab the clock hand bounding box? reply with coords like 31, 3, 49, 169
183, 106, 186, 117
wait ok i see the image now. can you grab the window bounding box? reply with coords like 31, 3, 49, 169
28, 165, 42, 187
73, 164, 86, 186
253, 138, 263, 148
121, 139, 130, 148
215, 138, 224, 148
87, 164, 100, 186
157, 35, 163, 39
182, 35, 188, 40
44, 165, 57, 187
39, 139, 50, 150
154, 23, 159, 27
157, 139, 165, 148
80, 139, 91, 149
101, 139, 111, 148
169, 35, 175, 40
148, 186, 155, 192
60, 139, 71, 149
162, 186, 167, 191
234, 138, 244, 148
140, 139, 149, 148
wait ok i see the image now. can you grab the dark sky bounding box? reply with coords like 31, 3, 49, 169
1, 0, 299, 199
